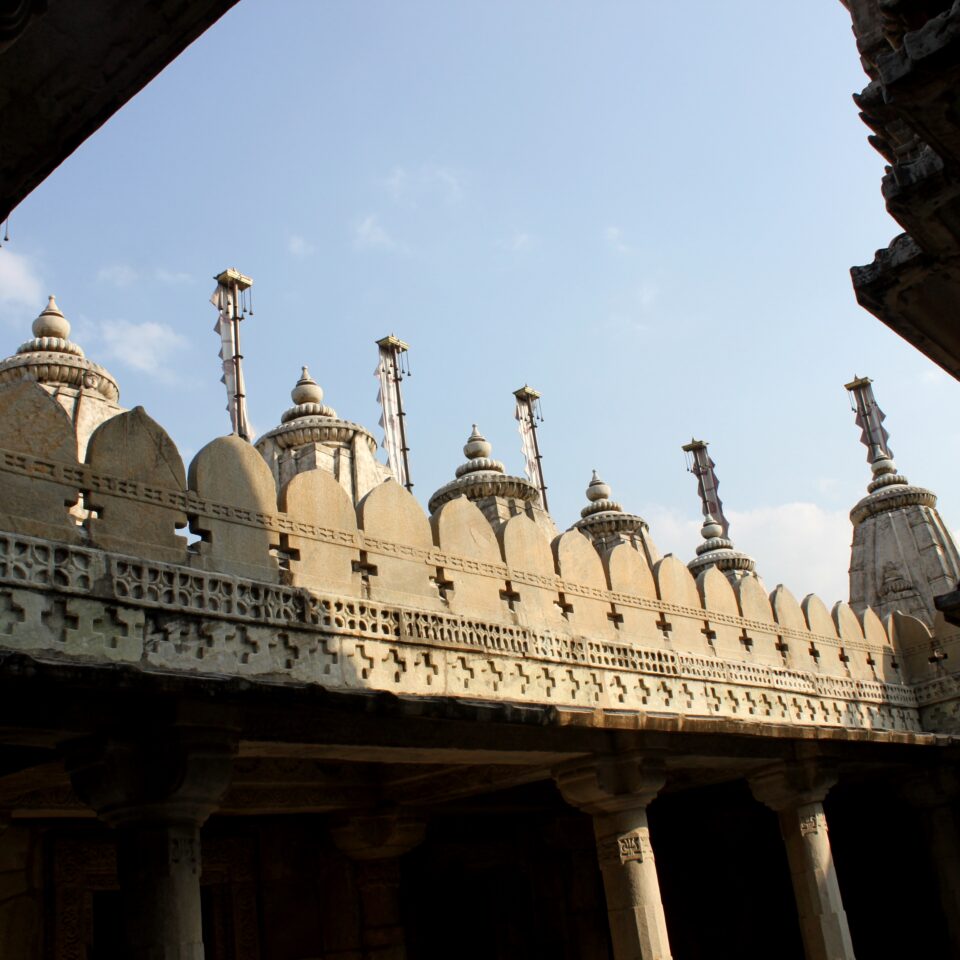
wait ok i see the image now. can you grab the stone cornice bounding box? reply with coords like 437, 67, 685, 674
256, 416, 377, 454
850, 483, 937, 524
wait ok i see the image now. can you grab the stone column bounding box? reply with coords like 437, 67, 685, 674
902, 768, 960, 954
750, 763, 855, 960
330, 811, 426, 960
67, 725, 236, 960
555, 755, 673, 960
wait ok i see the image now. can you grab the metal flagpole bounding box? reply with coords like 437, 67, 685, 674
514, 384, 548, 511
375, 334, 413, 491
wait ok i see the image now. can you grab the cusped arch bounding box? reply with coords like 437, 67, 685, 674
0, 381, 80, 540
356, 479, 438, 605
737, 576, 774, 623
499, 513, 555, 578
554, 530, 606, 591
431, 496, 500, 563
802, 594, 838, 638
859, 606, 887, 648
604, 543, 656, 598
832, 601, 865, 644
697, 565, 739, 617
654, 555, 701, 610
86, 406, 187, 561
771, 585, 806, 632
280, 469, 359, 591
357, 479, 432, 549
188, 435, 279, 580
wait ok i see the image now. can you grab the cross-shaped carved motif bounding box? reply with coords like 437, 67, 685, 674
514, 663, 530, 694
271, 534, 301, 574
431, 567, 455, 602
739, 628, 753, 651
541, 668, 557, 699
636, 678, 651, 705
610, 675, 627, 703
655, 613, 673, 642
775, 636, 789, 659
565, 669, 582, 699
658, 680, 674, 707
352, 551, 379, 596
456, 655, 476, 690
416, 651, 439, 685
607, 605, 624, 629
701, 621, 717, 646
384, 648, 407, 683
499, 581, 521, 612
585, 672, 603, 702
838, 648, 850, 664
554, 592, 574, 620
808, 643, 821, 665
485, 659, 504, 690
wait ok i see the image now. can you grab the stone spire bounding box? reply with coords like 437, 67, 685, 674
573, 470, 660, 565
255, 367, 391, 503
845, 376, 960, 625
0, 296, 123, 456
682, 440, 756, 582
428, 425, 555, 536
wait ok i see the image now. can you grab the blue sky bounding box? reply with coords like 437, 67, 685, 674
1, 0, 956, 603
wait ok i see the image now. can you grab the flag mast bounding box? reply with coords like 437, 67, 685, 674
375, 334, 413, 492
211, 268, 253, 441
682, 438, 728, 537
514, 384, 548, 511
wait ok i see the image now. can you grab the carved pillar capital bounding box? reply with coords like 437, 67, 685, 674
748, 760, 837, 812
66, 724, 236, 828
329, 810, 426, 861
554, 753, 666, 816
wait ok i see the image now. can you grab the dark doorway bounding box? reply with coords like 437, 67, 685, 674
650, 779, 804, 960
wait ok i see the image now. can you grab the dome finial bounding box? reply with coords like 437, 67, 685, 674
464, 425, 492, 460
32, 294, 70, 340
586, 470, 611, 502
291, 366, 324, 406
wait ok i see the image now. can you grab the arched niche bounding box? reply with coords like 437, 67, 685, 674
85, 407, 187, 562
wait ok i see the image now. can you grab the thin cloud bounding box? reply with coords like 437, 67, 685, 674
287, 235, 315, 259
97, 263, 139, 287
604, 225, 640, 255
501, 230, 534, 253
644, 501, 852, 606
352, 214, 397, 251
0, 250, 43, 318
383, 164, 463, 206
155, 268, 193, 285
98, 319, 188, 382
